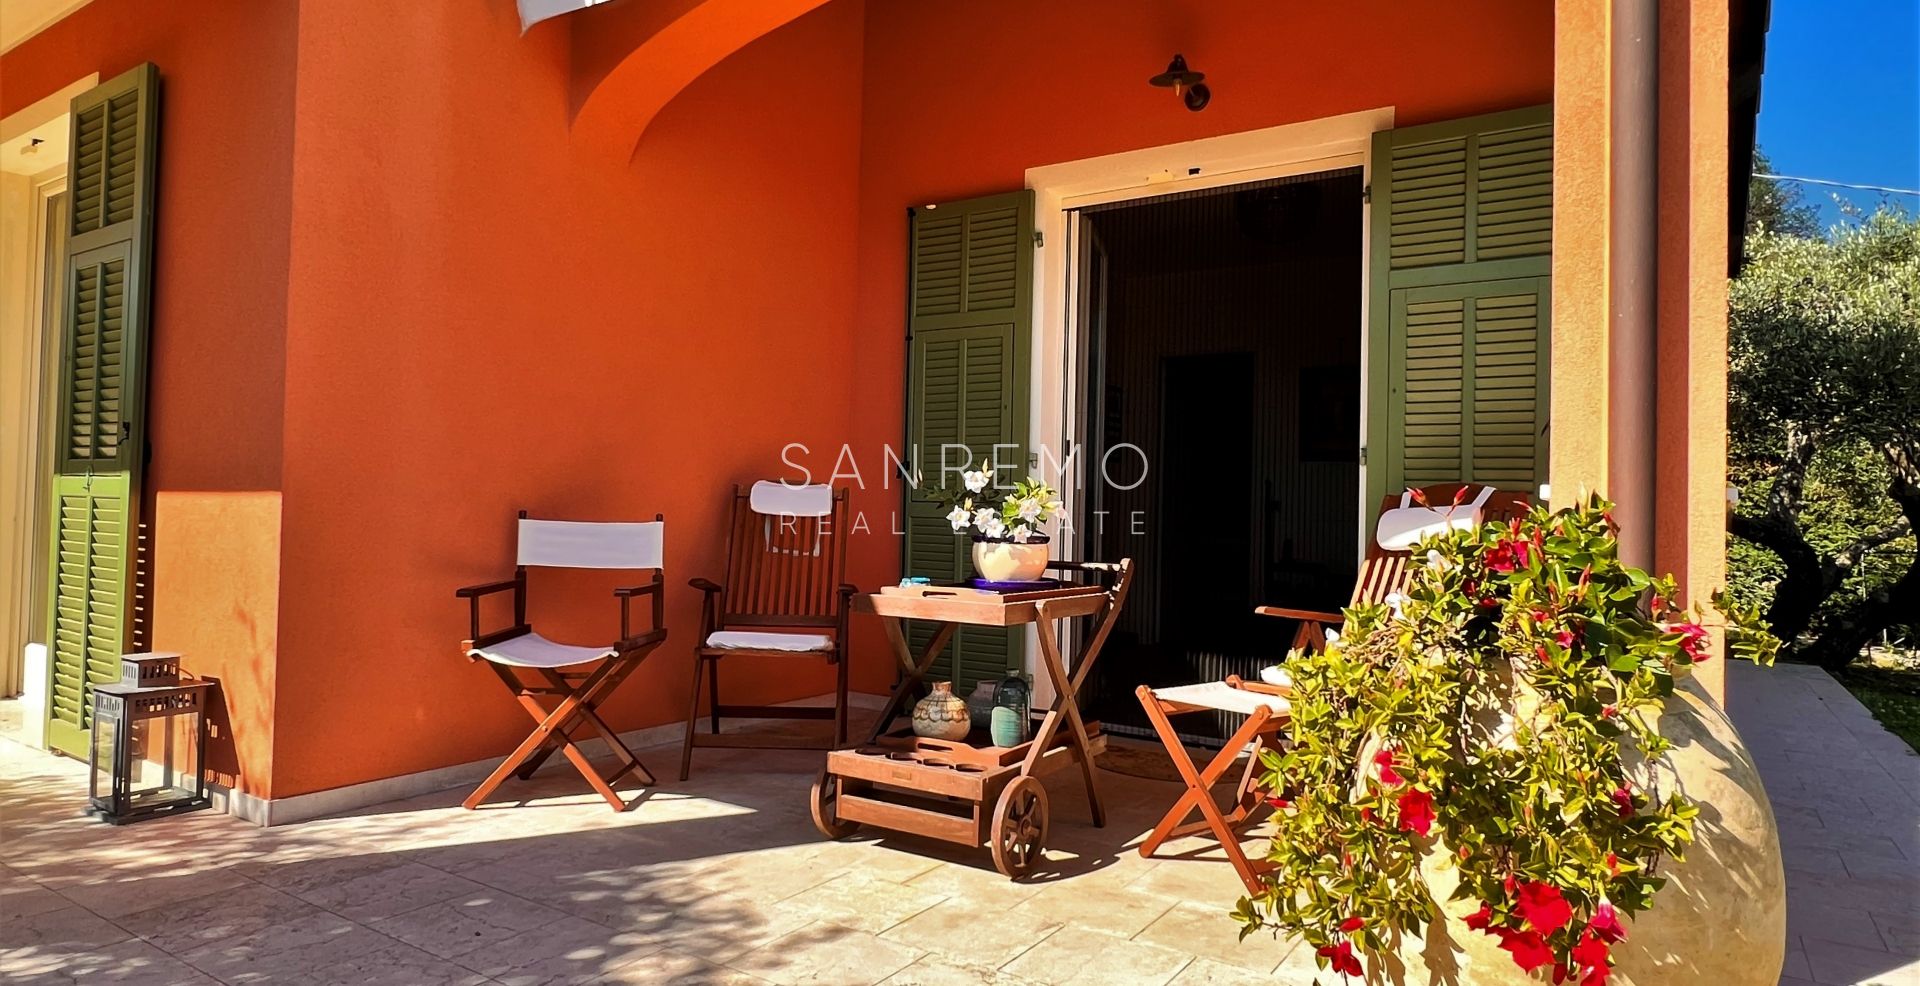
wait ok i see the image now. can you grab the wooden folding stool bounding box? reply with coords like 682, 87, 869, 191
1134, 675, 1290, 895
457, 513, 669, 811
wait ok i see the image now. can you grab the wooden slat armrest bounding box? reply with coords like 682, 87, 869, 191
1254, 606, 1343, 623
837, 583, 858, 596
689, 577, 723, 594
617, 576, 666, 639
456, 578, 518, 599
615, 627, 668, 653
614, 583, 662, 598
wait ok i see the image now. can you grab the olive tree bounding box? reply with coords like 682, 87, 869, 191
1728, 209, 1920, 668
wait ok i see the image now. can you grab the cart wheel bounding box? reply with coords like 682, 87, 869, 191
990, 776, 1050, 878
810, 770, 858, 839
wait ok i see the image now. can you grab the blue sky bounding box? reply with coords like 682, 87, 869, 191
1756, 0, 1920, 229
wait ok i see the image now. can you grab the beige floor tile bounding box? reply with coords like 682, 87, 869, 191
1008, 879, 1179, 938
729, 920, 925, 985
369, 887, 571, 959
881, 898, 1064, 967
1000, 925, 1193, 986
592, 948, 778, 984
1166, 956, 1283, 986
238, 851, 417, 897
116, 882, 329, 957
0, 902, 132, 950
877, 955, 1045, 985
56, 867, 253, 920
455, 915, 662, 984
285, 860, 488, 921
1123, 858, 1254, 909
0, 937, 219, 985
0, 884, 71, 921
902, 860, 1046, 910
775, 871, 949, 934
1135, 901, 1291, 973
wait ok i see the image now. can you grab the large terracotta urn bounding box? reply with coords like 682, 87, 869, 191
1361, 676, 1786, 985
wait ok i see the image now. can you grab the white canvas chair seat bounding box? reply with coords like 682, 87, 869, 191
703, 630, 835, 653
1150, 680, 1290, 717
468, 632, 615, 669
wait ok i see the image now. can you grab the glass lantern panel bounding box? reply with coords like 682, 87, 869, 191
124, 713, 201, 811
90, 714, 118, 804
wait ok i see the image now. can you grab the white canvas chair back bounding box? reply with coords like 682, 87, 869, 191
1373, 484, 1496, 552
517, 519, 664, 570
748, 481, 833, 558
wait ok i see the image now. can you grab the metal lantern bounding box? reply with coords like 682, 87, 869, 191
88, 652, 212, 824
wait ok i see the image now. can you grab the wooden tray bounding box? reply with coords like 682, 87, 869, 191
878, 582, 1103, 603
859, 583, 1109, 626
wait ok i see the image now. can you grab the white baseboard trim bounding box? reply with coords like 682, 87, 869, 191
222, 691, 891, 827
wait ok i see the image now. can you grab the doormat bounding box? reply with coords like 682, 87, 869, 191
1097, 737, 1239, 787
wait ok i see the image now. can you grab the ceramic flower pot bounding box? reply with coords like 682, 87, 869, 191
912, 681, 971, 740
972, 536, 1050, 582
1337, 676, 1785, 986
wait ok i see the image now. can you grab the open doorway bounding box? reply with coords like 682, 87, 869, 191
1074, 169, 1364, 742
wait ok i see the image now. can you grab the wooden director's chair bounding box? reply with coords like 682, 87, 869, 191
681, 482, 854, 780
1134, 676, 1290, 895
457, 513, 668, 812
1256, 482, 1531, 652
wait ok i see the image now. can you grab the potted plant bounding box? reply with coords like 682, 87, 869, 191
927, 461, 1063, 583
1237, 493, 1786, 986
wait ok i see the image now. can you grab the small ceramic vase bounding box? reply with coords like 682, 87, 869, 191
912, 681, 971, 740
972, 535, 1050, 582
965, 680, 999, 724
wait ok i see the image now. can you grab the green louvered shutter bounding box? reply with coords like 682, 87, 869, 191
45, 64, 159, 757
903, 191, 1034, 695
1367, 106, 1553, 506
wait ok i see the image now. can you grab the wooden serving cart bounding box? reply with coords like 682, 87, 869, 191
810, 560, 1133, 877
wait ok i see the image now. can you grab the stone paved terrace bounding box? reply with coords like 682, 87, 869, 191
2, 662, 1916, 986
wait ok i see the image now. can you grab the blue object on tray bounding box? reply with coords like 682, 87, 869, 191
968, 577, 1063, 592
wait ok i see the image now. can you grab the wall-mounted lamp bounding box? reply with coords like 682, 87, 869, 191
1149, 54, 1210, 112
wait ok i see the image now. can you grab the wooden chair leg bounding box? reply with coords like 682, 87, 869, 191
680, 653, 705, 782
707, 656, 722, 734
833, 650, 850, 748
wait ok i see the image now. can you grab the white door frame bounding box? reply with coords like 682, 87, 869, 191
1018, 107, 1391, 705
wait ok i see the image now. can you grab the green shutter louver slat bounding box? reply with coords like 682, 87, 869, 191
44, 64, 158, 758
904, 191, 1034, 696
1368, 106, 1552, 509
1473, 124, 1554, 260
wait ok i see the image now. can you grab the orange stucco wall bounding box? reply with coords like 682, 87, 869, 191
269, 0, 869, 797
12, 0, 1743, 804
1, 0, 296, 795
844, 0, 1555, 692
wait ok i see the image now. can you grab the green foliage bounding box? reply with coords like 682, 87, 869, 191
1746, 149, 1822, 243
922, 461, 1063, 542
1727, 208, 1920, 655
1240, 496, 1778, 983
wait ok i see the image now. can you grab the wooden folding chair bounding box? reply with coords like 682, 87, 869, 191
681, 482, 855, 780
1256, 482, 1532, 652
1135, 676, 1290, 895
457, 513, 668, 811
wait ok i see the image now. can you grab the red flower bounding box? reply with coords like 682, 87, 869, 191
1486, 540, 1518, 573
1605, 853, 1622, 878
1601, 705, 1617, 719
1409, 487, 1430, 507
1572, 930, 1613, 985
1504, 874, 1518, 896
1359, 806, 1375, 824
1265, 795, 1290, 809
1452, 485, 1472, 506
1611, 786, 1635, 819
1495, 927, 1554, 972
1588, 900, 1626, 943
1375, 749, 1403, 787
1340, 916, 1365, 933
1464, 903, 1495, 931
1515, 881, 1572, 935
1556, 628, 1577, 649
1675, 621, 1710, 662
1398, 788, 1435, 836
1459, 844, 1473, 861
1317, 940, 1364, 978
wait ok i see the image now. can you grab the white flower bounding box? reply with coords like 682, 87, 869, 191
963, 469, 991, 493
1425, 549, 1449, 571
1016, 497, 1044, 522
974, 510, 1007, 540
1011, 526, 1032, 543
1384, 592, 1407, 618
946, 505, 970, 531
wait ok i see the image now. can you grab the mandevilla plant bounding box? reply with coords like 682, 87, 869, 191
1235, 493, 1779, 985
